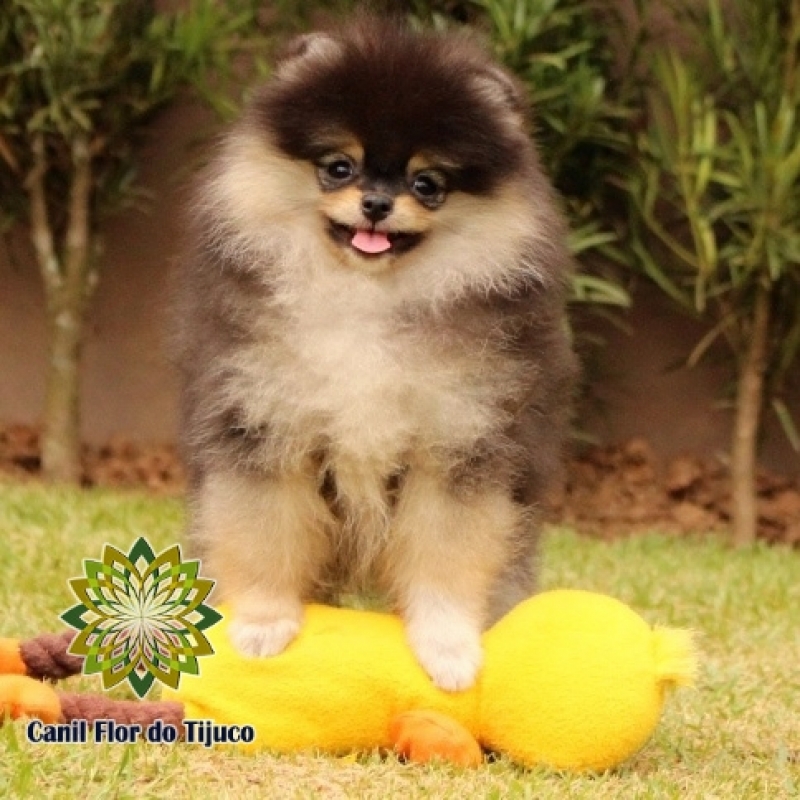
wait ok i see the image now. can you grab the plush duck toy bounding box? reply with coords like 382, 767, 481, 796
0, 590, 695, 772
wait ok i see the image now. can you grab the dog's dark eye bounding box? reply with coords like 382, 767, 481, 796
321, 157, 356, 185
318, 154, 358, 190
410, 171, 446, 205
412, 175, 438, 196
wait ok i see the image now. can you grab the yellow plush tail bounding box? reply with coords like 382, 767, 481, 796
652, 628, 697, 688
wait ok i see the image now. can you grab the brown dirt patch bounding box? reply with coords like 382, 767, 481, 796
548, 437, 800, 545
2, 424, 798, 545
0, 423, 185, 495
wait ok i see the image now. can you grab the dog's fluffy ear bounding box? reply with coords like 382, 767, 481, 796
275, 32, 342, 78
471, 65, 528, 120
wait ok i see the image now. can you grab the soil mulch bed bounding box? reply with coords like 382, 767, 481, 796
2, 423, 798, 546
549, 437, 800, 546
0, 423, 185, 495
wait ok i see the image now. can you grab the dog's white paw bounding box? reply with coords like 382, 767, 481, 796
407, 621, 483, 692
229, 617, 301, 658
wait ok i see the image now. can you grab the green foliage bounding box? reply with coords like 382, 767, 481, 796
0, 0, 261, 230
476, 0, 631, 203
268, 0, 480, 29
0, 0, 264, 482
399, 0, 641, 308
472, 0, 640, 309
628, 0, 800, 444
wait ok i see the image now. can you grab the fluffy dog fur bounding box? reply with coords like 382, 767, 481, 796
173, 18, 578, 691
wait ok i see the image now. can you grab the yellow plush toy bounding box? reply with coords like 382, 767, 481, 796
0, 590, 695, 772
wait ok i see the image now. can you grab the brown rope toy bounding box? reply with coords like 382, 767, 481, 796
0, 632, 184, 730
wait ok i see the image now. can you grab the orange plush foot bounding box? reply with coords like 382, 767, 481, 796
0, 675, 62, 724
390, 710, 483, 767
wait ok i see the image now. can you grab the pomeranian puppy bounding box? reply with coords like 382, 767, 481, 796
173, 17, 577, 691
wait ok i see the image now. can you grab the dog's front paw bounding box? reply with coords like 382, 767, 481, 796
407, 619, 483, 692
229, 616, 301, 658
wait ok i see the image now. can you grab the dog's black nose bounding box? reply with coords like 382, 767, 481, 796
361, 192, 394, 222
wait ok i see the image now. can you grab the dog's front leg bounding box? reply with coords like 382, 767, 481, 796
382, 468, 522, 692
194, 468, 333, 657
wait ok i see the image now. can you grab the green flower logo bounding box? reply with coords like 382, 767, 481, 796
61, 537, 222, 698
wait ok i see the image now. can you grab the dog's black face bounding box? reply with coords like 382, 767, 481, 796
245, 19, 534, 265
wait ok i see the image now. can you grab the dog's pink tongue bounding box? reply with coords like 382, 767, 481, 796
351, 229, 392, 254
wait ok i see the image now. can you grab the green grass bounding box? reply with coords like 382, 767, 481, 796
0, 481, 798, 799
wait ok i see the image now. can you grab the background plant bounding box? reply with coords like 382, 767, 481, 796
0, 0, 262, 483
627, 0, 800, 544
433, 0, 641, 310
474, 0, 635, 285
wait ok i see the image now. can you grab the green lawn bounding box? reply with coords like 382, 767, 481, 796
0, 481, 798, 799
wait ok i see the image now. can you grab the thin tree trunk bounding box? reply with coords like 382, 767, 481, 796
25, 133, 96, 483
730, 284, 771, 545
42, 304, 84, 483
